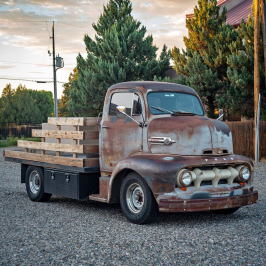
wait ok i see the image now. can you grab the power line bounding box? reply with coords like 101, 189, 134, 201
0, 59, 73, 67
1, 19, 89, 24
0, 60, 51, 66
0, 20, 51, 23
0, 77, 65, 83
57, 21, 86, 29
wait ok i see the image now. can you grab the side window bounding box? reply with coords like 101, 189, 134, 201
109, 93, 133, 116
109, 92, 142, 116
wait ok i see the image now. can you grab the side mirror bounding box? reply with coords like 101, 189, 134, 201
116, 105, 144, 127
116, 105, 126, 113
217, 109, 224, 121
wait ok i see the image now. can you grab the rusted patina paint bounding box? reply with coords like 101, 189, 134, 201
98, 176, 110, 199
100, 81, 257, 211
100, 119, 142, 170
99, 87, 145, 172
158, 189, 258, 212
147, 116, 233, 155
109, 81, 198, 96
107, 153, 254, 202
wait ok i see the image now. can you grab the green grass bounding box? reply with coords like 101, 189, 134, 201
0, 137, 41, 148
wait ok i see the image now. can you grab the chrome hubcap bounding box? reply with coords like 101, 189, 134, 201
126, 183, 144, 214
29, 170, 41, 194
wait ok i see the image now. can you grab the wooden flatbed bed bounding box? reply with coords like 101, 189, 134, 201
3, 117, 100, 173
4, 151, 99, 173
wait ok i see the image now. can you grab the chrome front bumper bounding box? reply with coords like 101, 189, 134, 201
157, 187, 258, 212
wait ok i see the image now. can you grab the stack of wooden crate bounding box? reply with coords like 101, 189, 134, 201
4, 117, 99, 168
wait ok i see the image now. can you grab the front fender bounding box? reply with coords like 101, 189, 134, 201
108, 153, 254, 202
108, 154, 183, 202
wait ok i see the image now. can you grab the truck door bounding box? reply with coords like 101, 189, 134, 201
100, 91, 144, 172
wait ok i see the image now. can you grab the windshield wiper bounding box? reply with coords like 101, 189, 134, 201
172, 111, 197, 116
150, 105, 174, 114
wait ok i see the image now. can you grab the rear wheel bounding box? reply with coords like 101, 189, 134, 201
25, 166, 51, 202
120, 172, 158, 224
212, 207, 239, 214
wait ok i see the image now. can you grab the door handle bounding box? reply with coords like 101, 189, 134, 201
102, 125, 110, 129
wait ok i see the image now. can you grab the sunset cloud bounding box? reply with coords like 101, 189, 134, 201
0, 0, 197, 96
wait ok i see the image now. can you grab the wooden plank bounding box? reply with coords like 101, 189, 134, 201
56, 125, 61, 157
47, 117, 98, 126
32, 130, 84, 140
84, 130, 99, 140
73, 125, 78, 158
4, 150, 85, 167
18, 140, 98, 154
84, 117, 99, 126
48, 117, 85, 126
84, 158, 99, 167
81, 125, 99, 131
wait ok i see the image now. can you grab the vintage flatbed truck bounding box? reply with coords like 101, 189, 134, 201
3, 81, 258, 224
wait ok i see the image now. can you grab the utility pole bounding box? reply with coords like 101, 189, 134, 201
254, 0, 260, 162
254, 0, 260, 119
51, 21, 58, 117
261, 0, 266, 86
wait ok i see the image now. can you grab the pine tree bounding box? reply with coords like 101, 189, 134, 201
172, 0, 237, 117
66, 0, 170, 116
0, 84, 53, 123
225, 18, 265, 119
59, 67, 78, 116
1, 83, 13, 98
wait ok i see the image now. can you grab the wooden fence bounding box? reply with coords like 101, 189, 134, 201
226, 121, 266, 159
0, 123, 41, 139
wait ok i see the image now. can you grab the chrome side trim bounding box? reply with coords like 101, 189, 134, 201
148, 137, 176, 145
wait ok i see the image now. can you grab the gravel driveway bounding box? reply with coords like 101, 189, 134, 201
0, 147, 265, 265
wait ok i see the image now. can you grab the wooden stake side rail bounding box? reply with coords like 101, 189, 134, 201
32, 129, 99, 140
32, 129, 83, 139
4, 117, 100, 169
4, 150, 99, 168
48, 117, 98, 126
18, 140, 99, 154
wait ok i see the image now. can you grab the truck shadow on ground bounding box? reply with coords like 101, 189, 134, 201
45, 196, 250, 225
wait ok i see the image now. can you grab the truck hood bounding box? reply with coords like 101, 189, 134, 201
147, 116, 233, 156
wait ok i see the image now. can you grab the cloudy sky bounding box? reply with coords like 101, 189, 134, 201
0, 0, 197, 97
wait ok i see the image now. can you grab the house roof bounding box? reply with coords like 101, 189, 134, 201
218, 0, 229, 6
225, 0, 252, 26
186, 0, 252, 26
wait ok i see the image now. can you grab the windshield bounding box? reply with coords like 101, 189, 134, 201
147, 92, 204, 116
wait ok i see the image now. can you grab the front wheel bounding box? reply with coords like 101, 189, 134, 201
120, 172, 158, 224
25, 166, 51, 202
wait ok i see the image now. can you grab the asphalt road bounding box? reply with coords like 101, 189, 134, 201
0, 148, 265, 265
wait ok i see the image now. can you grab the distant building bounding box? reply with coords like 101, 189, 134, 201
186, 0, 253, 27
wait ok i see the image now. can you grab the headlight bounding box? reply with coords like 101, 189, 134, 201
177, 169, 193, 187
238, 166, 251, 182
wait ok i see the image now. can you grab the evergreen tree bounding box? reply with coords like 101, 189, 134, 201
0, 84, 15, 122
0, 84, 53, 123
172, 0, 237, 117
66, 0, 170, 116
225, 18, 265, 119
59, 67, 78, 116
1, 83, 13, 98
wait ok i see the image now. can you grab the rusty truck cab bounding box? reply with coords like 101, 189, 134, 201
99, 81, 257, 222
